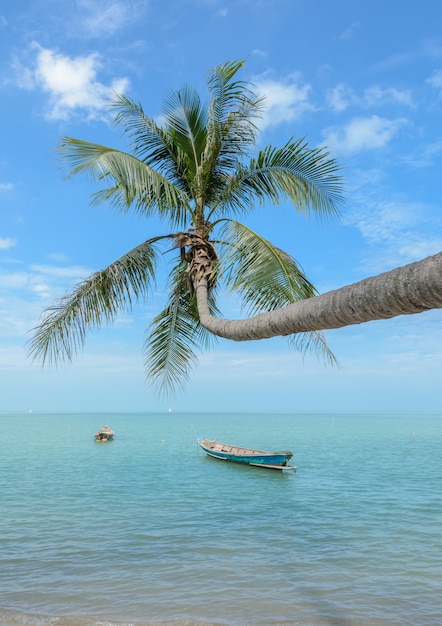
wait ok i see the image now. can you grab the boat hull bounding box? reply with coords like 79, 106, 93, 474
197, 439, 293, 468
94, 426, 114, 442
94, 434, 113, 442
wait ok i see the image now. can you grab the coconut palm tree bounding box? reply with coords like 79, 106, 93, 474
194, 251, 442, 340
29, 59, 344, 395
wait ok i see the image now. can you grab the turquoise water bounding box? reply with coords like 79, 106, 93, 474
0, 411, 441, 626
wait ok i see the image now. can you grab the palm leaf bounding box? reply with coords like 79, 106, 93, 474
57, 138, 191, 228
289, 331, 339, 367
207, 60, 263, 148
218, 220, 338, 365
110, 93, 191, 192
211, 138, 343, 220
202, 61, 265, 205
220, 220, 316, 314
162, 86, 208, 164
29, 239, 160, 366
112, 89, 209, 204
145, 262, 219, 395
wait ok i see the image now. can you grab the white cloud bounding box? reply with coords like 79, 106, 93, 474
327, 84, 414, 113
0, 237, 16, 250
254, 74, 314, 130
0, 183, 14, 192
17, 43, 129, 120
322, 115, 406, 153
327, 84, 356, 112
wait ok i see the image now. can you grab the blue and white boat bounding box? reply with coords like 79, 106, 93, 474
197, 438, 296, 470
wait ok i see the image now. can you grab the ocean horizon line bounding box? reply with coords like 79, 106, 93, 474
1, 408, 442, 416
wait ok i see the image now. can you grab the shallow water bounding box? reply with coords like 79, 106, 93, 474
1, 412, 441, 625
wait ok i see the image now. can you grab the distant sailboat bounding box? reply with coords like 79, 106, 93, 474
168, 408, 175, 413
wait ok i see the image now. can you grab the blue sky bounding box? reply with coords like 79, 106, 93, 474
1, 0, 442, 413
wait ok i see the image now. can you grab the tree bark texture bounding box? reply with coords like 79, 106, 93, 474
195, 252, 442, 341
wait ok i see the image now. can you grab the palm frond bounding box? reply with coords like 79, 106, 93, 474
144, 262, 219, 396
289, 331, 339, 367
203, 60, 265, 196
220, 220, 316, 315
159, 85, 210, 196
211, 138, 343, 220
207, 60, 248, 116
29, 239, 160, 366
110, 93, 190, 191
218, 220, 337, 365
207, 60, 263, 144
112, 89, 210, 201
57, 138, 191, 227
162, 86, 208, 155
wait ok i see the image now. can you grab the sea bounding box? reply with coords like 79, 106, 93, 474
0, 411, 441, 626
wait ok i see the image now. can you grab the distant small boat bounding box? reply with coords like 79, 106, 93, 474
197, 438, 296, 470
94, 426, 114, 442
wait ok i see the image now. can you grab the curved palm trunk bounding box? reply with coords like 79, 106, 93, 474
195, 252, 442, 340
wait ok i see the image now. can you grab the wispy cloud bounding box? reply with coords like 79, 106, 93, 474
326, 83, 356, 112
29, 264, 94, 279
0, 271, 41, 292
339, 21, 360, 40
0, 261, 97, 345
14, 43, 129, 120
349, 200, 422, 245
0, 237, 17, 250
74, 0, 149, 38
0, 183, 14, 192
322, 115, 406, 153
373, 51, 416, 72
343, 172, 442, 272
326, 83, 415, 113
403, 138, 442, 168
0, 262, 94, 302
427, 69, 442, 90
363, 85, 414, 108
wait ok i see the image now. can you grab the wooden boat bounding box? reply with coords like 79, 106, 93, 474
94, 426, 114, 442
197, 438, 296, 470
